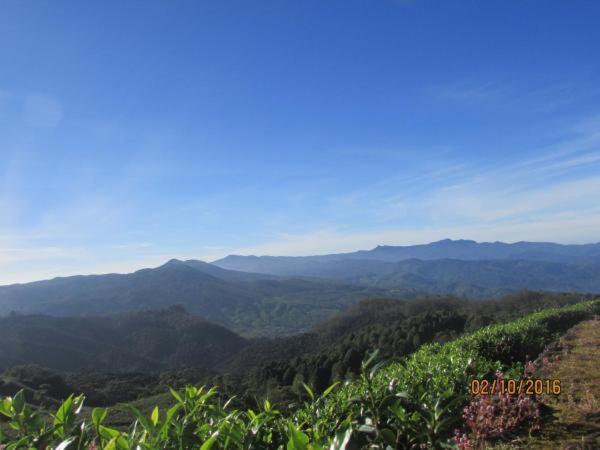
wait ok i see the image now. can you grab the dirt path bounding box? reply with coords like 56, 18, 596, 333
504, 317, 600, 449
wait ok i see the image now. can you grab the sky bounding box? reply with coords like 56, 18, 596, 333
1, 0, 600, 284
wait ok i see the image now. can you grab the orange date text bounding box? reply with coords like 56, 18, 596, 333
469, 378, 561, 396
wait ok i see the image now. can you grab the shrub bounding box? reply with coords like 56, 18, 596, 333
454, 370, 541, 449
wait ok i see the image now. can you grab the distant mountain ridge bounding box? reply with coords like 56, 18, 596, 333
212, 239, 600, 274
211, 239, 600, 298
0, 258, 388, 336
1, 239, 599, 338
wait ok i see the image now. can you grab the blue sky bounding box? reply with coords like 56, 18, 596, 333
1, 0, 600, 284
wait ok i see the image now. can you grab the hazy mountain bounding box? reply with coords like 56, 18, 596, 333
353, 258, 600, 297
0, 259, 388, 336
210, 240, 600, 297
2, 239, 599, 341
212, 239, 600, 274
0, 306, 247, 373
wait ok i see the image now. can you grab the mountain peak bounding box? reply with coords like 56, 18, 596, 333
164, 258, 184, 266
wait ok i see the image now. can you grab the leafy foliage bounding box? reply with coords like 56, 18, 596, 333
0, 299, 597, 449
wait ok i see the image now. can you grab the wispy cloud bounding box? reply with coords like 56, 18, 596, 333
229, 115, 600, 257
1, 101, 600, 284
430, 79, 599, 115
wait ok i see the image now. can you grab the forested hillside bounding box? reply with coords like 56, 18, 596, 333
0, 259, 387, 336
352, 258, 600, 297
3, 241, 600, 340
0, 306, 246, 373
1, 291, 593, 409
216, 291, 593, 403
2, 299, 598, 449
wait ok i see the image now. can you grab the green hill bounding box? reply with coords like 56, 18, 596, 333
0, 306, 246, 373
0, 260, 387, 337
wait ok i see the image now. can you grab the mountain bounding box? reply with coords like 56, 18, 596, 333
211, 240, 600, 297
0, 306, 246, 373
352, 258, 600, 297
212, 239, 600, 274
0, 259, 389, 336
2, 239, 600, 340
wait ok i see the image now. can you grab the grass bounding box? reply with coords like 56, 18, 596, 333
491, 317, 600, 449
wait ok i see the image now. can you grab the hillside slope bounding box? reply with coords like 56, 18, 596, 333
0, 259, 387, 336
0, 306, 247, 372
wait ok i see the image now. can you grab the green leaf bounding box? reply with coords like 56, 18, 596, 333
159, 404, 180, 437
105, 435, 130, 450
287, 424, 310, 450
0, 397, 12, 417
200, 430, 219, 450
322, 382, 340, 398
54, 396, 73, 426
12, 390, 25, 414
150, 406, 159, 427
169, 387, 183, 404
91, 407, 107, 429
98, 425, 122, 440
302, 383, 314, 401
362, 349, 380, 369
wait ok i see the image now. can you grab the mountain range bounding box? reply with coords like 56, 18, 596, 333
0, 258, 385, 336
1, 239, 599, 337
213, 239, 600, 273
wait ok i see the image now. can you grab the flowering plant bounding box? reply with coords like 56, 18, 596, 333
454, 370, 540, 449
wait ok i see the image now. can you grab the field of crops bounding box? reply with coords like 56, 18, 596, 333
1, 299, 598, 449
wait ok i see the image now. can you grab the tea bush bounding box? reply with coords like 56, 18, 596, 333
0, 300, 597, 449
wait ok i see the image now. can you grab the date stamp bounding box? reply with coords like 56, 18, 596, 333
469, 378, 561, 396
